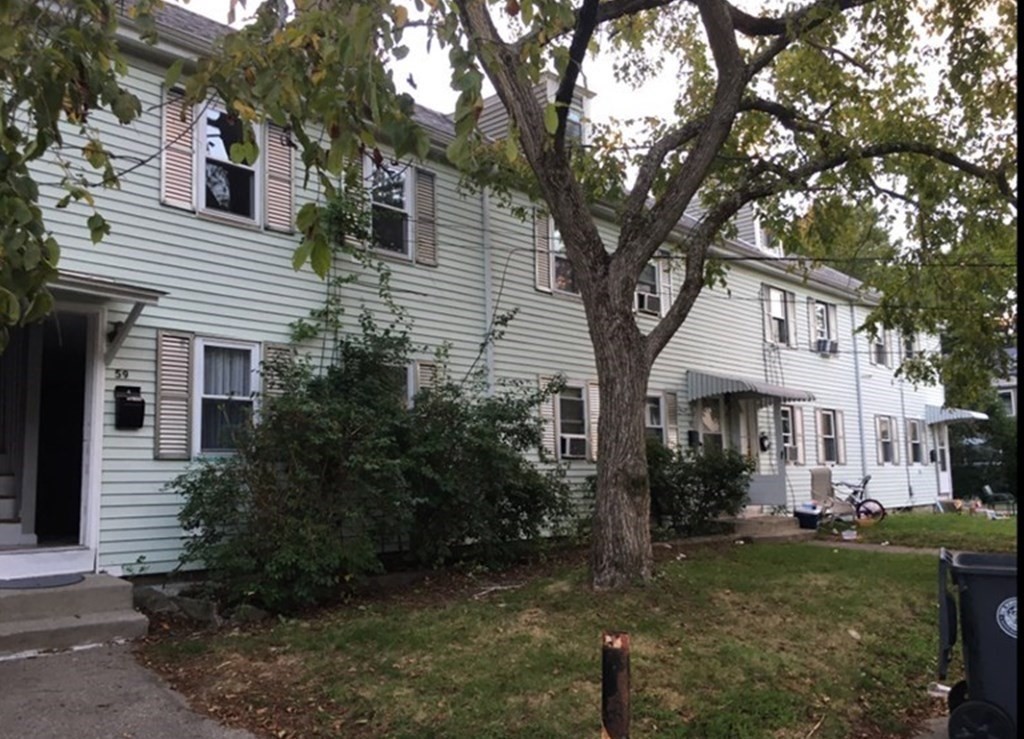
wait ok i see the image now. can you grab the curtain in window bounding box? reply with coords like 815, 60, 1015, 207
204, 347, 251, 396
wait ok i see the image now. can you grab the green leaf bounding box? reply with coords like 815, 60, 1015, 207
543, 103, 558, 135
22, 290, 54, 324
0, 287, 20, 323
165, 59, 185, 90
292, 240, 313, 271
309, 235, 332, 277
296, 203, 319, 233
87, 213, 110, 243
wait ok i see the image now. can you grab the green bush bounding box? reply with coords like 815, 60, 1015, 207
647, 438, 754, 536
172, 324, 572, 613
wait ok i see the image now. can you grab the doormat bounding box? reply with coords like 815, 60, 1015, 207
0, 574, 85, 590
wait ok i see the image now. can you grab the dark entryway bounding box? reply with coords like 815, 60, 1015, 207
34, 313, 87, 544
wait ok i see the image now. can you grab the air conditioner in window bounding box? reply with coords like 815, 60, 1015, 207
636, 292, 662, 315
560, 435, 588, 459
815, 338, 831, 354
785, 445, 799, 462
828, 340, 840, 354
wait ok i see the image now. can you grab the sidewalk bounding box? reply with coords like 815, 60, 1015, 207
0, 644, 252, 739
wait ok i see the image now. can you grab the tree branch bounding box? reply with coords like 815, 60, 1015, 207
552, 0, 600, 148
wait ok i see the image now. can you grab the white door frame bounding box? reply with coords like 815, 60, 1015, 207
0, 303, 105, 578
933, 423, 952, 497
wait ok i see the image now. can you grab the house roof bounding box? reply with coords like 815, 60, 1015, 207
123, 1, 865, 300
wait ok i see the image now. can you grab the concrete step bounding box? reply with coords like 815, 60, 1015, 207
0, 497, 16, 520
0, 575, 134, 624
0, 610, 149, 657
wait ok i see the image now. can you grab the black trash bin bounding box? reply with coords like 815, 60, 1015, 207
937, 548, 1017, 738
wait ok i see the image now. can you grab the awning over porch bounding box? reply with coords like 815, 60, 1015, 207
52, 270, 167, 366
686, 369, 815, 403
925, 405, 989, 425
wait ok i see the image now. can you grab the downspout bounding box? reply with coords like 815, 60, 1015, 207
481, 189, 495, 394
898, 377, 914, 505
849, 304, 868, 480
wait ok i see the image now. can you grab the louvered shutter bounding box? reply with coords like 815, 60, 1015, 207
836, 410, 847, 465
659, 257, 672, 317
587, 382, 600, 461
535, 210, 551, 292
760, 285, 772, 342
875, 416, 884, 465
161, 89, 195, 211
891, 416, 899, 465
664, 392, 679, 449
786, 291, 798, 347
414, 169, 438, 266
264, 124, 294, 232
155, 331, 193, 459
538, 375, 556, 458
794, 406, 805, 465
416, 360, 438, 391
261, 342, 294, 398
814, 409, 824, 464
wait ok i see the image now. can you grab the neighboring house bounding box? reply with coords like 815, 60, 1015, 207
0, 4, 982, 579
995, 346, 1017, 416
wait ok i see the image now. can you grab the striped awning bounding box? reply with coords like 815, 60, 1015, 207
925, 405, 989, 425
687, 370, 815, 403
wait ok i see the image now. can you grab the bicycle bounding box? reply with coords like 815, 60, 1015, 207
820, 475, 886, 525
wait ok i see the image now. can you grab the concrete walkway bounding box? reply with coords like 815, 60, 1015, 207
0, 644, 253, 739
806, 539, 942, 555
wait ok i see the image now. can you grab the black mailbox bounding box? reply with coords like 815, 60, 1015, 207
114, 386, 145, 430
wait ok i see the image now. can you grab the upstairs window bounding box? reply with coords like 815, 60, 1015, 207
763, 285, 797, 347
367, 159, 413, 257
636, 263, 661, 314
551, 226, 579, 295
565, 107, 584, 143
870, 330, 891, 367
809, 299, 839, 354
200, 108, 258, 221
997, 389, 1015, 416
903, 333, 919, 360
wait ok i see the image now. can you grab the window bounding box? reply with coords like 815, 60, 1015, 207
367, 160, 413, 256
636, 263, 661, 314
200, 107, 259, 221
998, 389, 1015, 416
871, 330, 890, 367
903, 333, 919, 360
558, 387, 587, 458
565, 107, 584, 143
551, 226, 579, 294
645, 396, 665, 442
763, 286, 796, 346
696, 399, 724, 453
810, 299, 839, 353
195, 339, 259, 454
780, 405, 803, 464
814, 408, 845, 465
906, 419, 924, 464
876, 415, 899, 465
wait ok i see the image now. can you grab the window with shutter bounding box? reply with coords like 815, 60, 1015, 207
558, 386, 588, 459
160, 89, 195, 211
366, 157, 413, 257
645, 395, 664, 443
261, 342, 294, 398
538, 375, 556, 457
193, 339, 259, 455
550, 224, 579, 295
414, 169, 438, 266
200, 107, 259, 222
155, 331, 194, 460
588, 382, 600, 461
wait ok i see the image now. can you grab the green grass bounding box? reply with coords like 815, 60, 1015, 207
145, 543, 958, 738
821, 509, 1018, 551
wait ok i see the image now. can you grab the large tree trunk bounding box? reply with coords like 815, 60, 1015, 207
589, 311, 653, 589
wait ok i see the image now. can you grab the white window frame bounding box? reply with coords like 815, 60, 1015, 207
192, 337, 261, 456
635, 261, 662, 315
765, 286, 795, 346
365, 155, 415, 259
997, 388, 1016, 416
907, 418, 924, 465
902, 333, 919, 360
871, 330, 890, 367
565, 106, 585, 143
877, 414, 896, 465
197, 104, 263, 224
557, 385, 588, 459
550, 223, 580, 295
780, 405, 797, 463
645, 395, 665, 443
820, 409, 839, 464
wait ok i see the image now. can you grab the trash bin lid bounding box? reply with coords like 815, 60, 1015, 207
949, 551, 1018, 575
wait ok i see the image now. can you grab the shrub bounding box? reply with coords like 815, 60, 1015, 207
172, 322, 572, 612
647, 438, 754, 536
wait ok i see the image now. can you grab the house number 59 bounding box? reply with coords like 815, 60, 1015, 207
114, 369, 130, 380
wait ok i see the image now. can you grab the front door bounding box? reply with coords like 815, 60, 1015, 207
934, 424, 952, 496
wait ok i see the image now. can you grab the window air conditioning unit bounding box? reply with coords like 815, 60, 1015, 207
560, 435, 588, 459
815, 338, 831, 354
828, 340, 839, 354
636, 292, 661, 315
785, 445, 799, 462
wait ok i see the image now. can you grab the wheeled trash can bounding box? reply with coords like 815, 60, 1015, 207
936, 548, 1017, 738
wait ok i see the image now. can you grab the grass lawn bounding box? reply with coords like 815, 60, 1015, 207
141, 542, 955, 739
818, 509, 1018, 552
